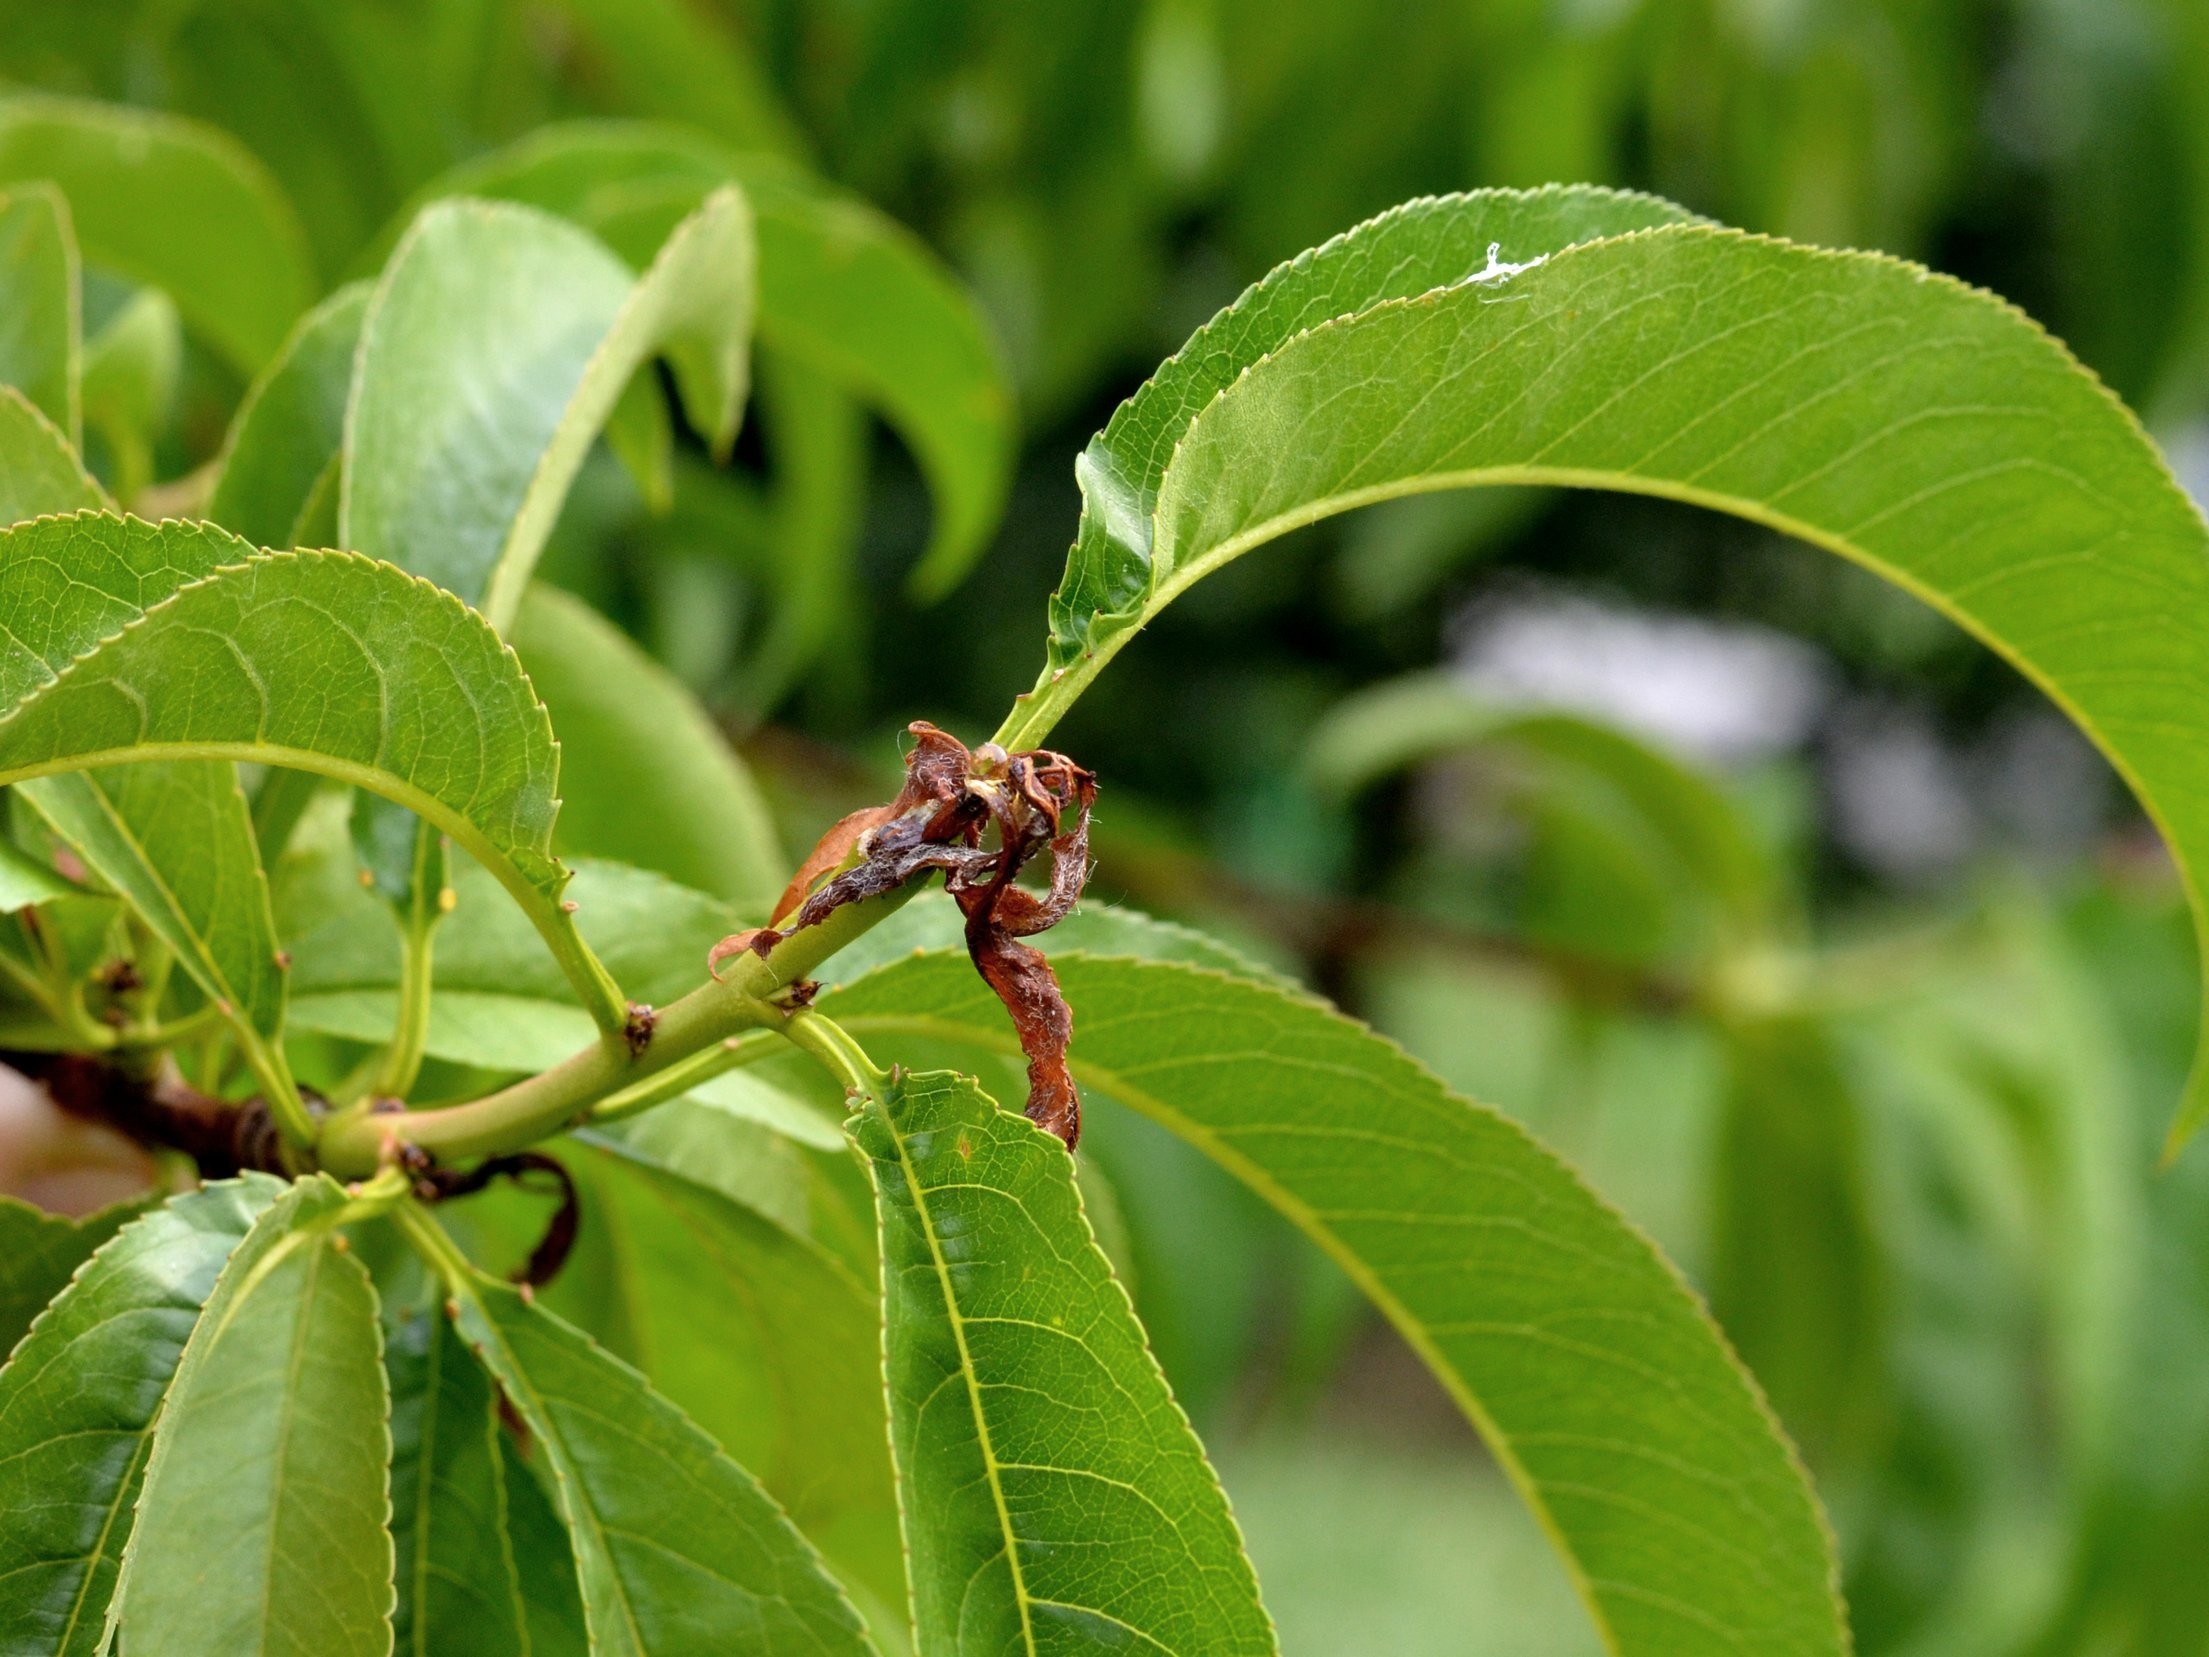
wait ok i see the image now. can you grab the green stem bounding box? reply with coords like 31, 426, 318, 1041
373, 827, 445, 1100
780, 1009, 888, 1101
130, 936, 177, 1032
238, 1036, 316, 1155
331, 1165, 412, 1223
315, 879, 923, 1176
587, 1029, 777, 1124
390, 1196, 473, 1291
0, 936, 91, 1047
190, 1030, 227, 1094
123, 1004, 226, 1051
0, 1020, 88, 1051
14, 914, 115, 1053
548, 906, 632, 1046
0, 748, 634, 1035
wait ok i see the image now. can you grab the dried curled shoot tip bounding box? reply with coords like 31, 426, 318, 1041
710, 721, 1098, 1147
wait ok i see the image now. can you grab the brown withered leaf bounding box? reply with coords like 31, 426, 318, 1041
718, 722, 1096, 1145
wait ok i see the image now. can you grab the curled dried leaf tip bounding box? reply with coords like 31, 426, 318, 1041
714, 721, 1097, 1146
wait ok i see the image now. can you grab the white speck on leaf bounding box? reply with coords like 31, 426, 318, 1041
1463, 241, 1547, 286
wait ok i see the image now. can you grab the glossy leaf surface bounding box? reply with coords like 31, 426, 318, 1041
0, 387, 101, 530
1004, 188, 2209, 1148
286, 858, 761, 1080
0, 395, 294, 1096
207, 283, 370, 549
0, 830, 80, 913
0, 1176, 283, 1655
343, 190, 754, 631
859, 1067, 1277, 1657
393, 122, 1014, 597
0, 519, 568, 915
114, 1176, 392, 1657
387, 1292, 528, 1657
513, 583, 783, 915
78, 286, 178, 499
829, 954, 1846, 1656
22, 764, 290, 1079
1020, 186, 1693, 685
502, 1438, 591, 1657
545, 1145, 902, 1612
428, 1236, 881, 1657
0, 1195, 147, 1359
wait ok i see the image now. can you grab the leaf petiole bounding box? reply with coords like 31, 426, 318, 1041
372, 823, 448, 1101
586, 1028, 778, 1125
0, 926, 101, 1048
778, 1009, 887, 1104
390, 1194, 474, 1295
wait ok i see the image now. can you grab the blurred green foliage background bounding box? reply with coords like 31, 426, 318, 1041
9, 0, 2209, 1649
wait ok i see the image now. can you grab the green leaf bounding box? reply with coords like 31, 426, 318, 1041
114, 1175, 393, 1657
0, 386, 105, 531
734, 161, 1012, 601
0, 403, 276, 1097
343, 189, 754, 632
291, 987, 595, 1074
289, 910, 837, 1131
0, 183, 78, 442
0, 517, 614, 1018
0, 827, 83, 913
0, 1175, 284, 1655
737, 355, 868, 710
543, 1144, 904, 1615
349, 791, 445, 915
205, 283, 370, 549
533, 0, 804, 156
856, 1067, 1278, 1656
0, 94, 314, 376
826, 953, 1848, 1656
1019, 186, 1692, 686
287, 857, 752, 1074
21, 763, 292, 1098
387, 1291, 528, 1657
78, 286, 179, 501
513, 582, 784, 916
1307, 671, 1779, 943
8, 890, 125, 991
389, 122, 1016, 599
1001, 189, 2209, 1149
1707, 1014, 1887, 1473
500, 1438, 591, 1657
0, 1193, 148, 1358
413, 1219, 882, 1657
0, 513, 266, 706
817, 887, 1287, 991
613, 1071, 847, 1155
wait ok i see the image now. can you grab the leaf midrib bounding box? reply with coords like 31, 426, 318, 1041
449, 1275, 650, 1657
43, 772, 291, 1094
836, 1001, 1671, 1656
878, 1091, 1041, 1657
0, 743, 577, 978
256, 1237, 327, 1655
51, 1431, 150, 1654
406, 1318, 446, 1657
